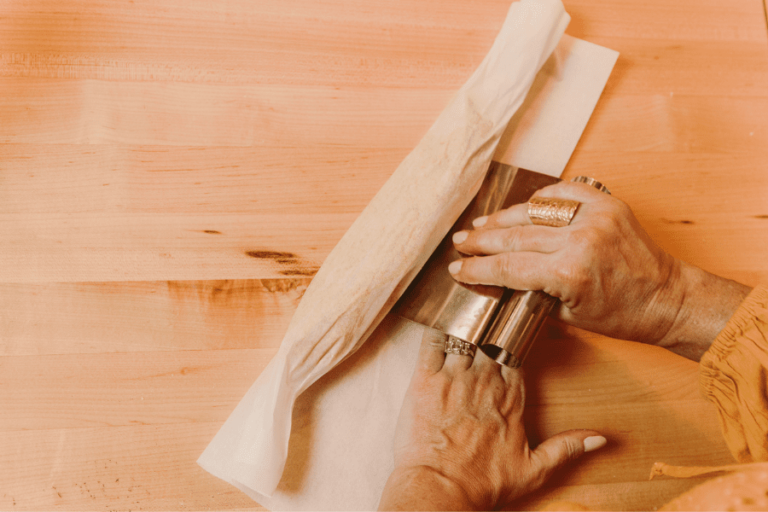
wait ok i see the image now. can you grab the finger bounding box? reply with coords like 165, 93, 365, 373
448, 252, 552, 291
528, 430, 607, 487
533, 181, 610, 203
499, 362, 522, 387
453, 225, 563, 256
468, 351, 510, 408
414, 326, 448, 376
472, 203, 530, 230
470, 347, 504, 375
472, 180, 610, 231
471, 348, 519, 381
442, 351, 474, 375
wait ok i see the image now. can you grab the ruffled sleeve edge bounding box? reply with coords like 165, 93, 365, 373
700, 284, 768, 398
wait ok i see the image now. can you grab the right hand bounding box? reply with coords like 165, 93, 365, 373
379, 329, 605, 511
447, 181, 750, 359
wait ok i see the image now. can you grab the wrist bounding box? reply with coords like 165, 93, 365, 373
655, 260, 751, 361
379, 465, 486, 511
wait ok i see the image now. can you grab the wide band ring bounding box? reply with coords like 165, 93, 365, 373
527, 197, 581, 227
444, 336, 477, 357
571, 175, 611, 195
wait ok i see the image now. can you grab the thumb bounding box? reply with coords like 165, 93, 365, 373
530, 430, 607, 482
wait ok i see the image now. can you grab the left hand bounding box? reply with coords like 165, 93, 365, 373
446, 181, 752, 360
447, 182, 683, 345
378, 328, 606, 511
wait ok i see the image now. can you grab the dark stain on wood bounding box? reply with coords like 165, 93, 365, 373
754, 215, 768, 219
245, 250, 317, 277
245, 250, 297, 259
662, 218, 695, 225
179, 366, 204, 375
280, 268, 318, 277
203, 230, 222, 234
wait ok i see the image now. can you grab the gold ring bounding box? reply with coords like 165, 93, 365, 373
444, 336, 477, 357
527, 197, 581, 227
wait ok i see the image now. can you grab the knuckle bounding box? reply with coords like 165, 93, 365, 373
610, 197, 633, 218
593, 198, 631, 233
565, 228, 600, 265
564, 438, 581, 460
492, 255, 516, 286
596, 212, 622, 236
467, 230, 498, 254
500, 227, 524, 252
553, 262, 589, 291
478, 378, 505, 406
568, 222, 604, 249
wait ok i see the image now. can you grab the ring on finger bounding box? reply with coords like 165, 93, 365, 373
571, 175, 611, 195
444, 336, 477, 358
527, 197, 581, 227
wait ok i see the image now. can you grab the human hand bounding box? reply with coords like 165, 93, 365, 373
378, 329, 605, 511
447, 181, 751, 360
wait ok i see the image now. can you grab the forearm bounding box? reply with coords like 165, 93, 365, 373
378, 466, 480, 511
655, 259, 752, 361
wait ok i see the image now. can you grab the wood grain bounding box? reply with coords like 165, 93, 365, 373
0, 279, 309, 355
2, 0, 767, 510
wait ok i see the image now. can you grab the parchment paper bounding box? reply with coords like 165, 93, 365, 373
199, 1, 619, 509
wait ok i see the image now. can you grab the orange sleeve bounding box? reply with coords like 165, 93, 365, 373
700, 285, 768, 462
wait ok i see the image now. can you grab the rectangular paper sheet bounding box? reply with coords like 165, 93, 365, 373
496, 34, 619, 177
198, 2, 618, 509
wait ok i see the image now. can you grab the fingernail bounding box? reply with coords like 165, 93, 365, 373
448, 260, 463, 275
473, 216, 488, 228
583, 436, 607, 453
452, 231, 468, 244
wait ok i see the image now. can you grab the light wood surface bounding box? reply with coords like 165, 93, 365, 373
2, 0, 767, 510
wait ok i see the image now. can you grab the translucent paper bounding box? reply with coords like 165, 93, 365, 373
199, 0, 618, 508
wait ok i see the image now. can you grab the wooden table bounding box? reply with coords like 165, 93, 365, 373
2, 0, 767, 510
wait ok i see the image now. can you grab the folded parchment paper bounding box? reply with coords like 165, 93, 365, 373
199, 1, 618, 509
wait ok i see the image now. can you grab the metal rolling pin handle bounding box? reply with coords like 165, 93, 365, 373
478, 176, 611, 368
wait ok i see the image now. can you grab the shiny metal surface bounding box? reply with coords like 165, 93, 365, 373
571, 175, 611, 195
444, 336, 478, 357
527, 197, 581, 227
479, 290, 558, 367
479, 175, 612, 367
397, 162, 611, 369
394, 162, 559, 344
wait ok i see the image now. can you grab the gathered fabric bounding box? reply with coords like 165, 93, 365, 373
700, 285, 768, 463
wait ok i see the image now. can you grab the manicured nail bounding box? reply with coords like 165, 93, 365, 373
583, 436, 607, 453
452, 231, 468, 244
473, 216, 488, 228
448, 260, 463, 275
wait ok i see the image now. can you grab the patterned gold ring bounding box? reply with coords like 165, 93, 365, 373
444, 336, 477, 357
527, 197, 581, 227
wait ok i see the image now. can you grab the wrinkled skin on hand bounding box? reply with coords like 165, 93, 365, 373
450, 181, 682, 345
448, 181, 751, 360
378, 329, 603, 511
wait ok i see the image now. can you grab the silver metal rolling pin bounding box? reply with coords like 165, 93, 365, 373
478, 176, 611, 368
